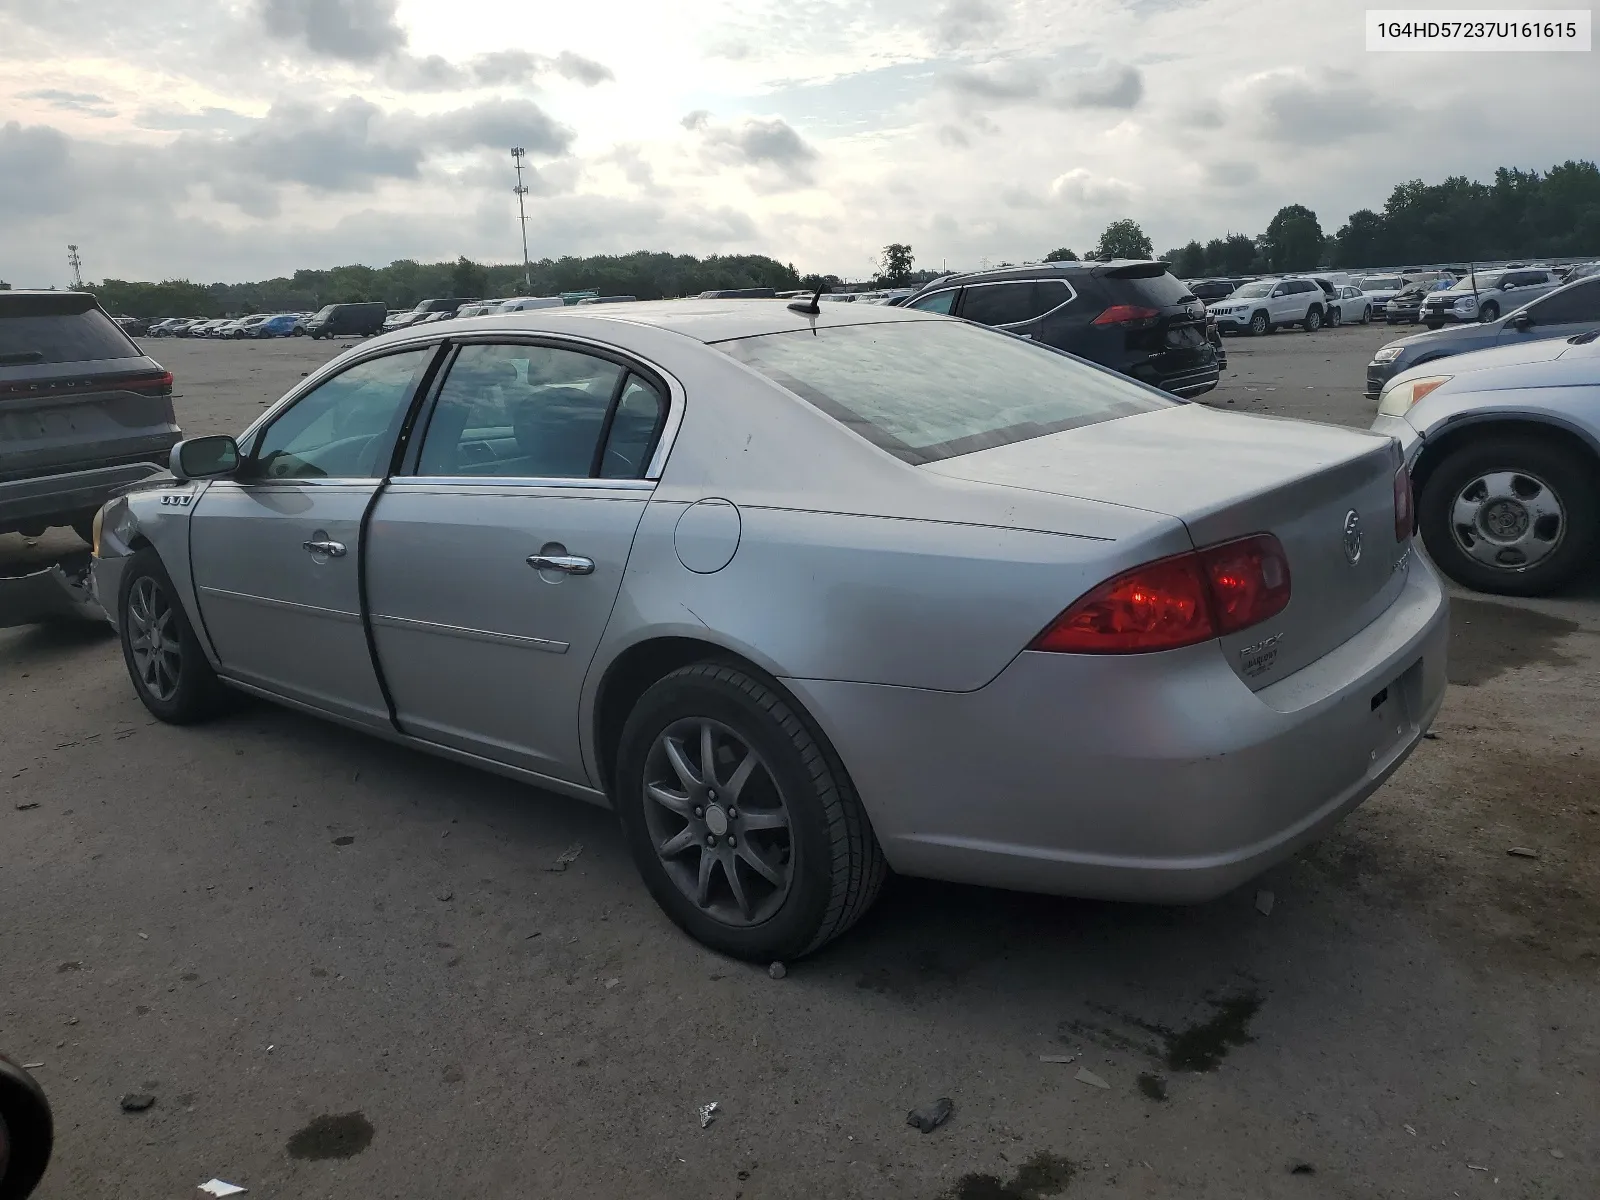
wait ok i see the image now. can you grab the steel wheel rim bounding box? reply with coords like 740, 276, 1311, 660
642, 717, 794, 927
126, 576, 182, 701
1450, 469, 1565, 571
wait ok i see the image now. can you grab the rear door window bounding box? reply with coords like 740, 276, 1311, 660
0, 307, 139, 365
958, 280, 1071, 327
721, 320, 1169, 464
1526, 280, 1600, 325
906, 289, 958, 315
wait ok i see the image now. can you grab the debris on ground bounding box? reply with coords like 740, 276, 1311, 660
1467, 1164, 1489, 1171
1290, 1163, 1315, 1175
1075, 1068, 1110, 1090
905, 1097, 954, 1133
120, 1093, 156, 1112
768, 961, 786, 980
698, 1101, 720, 1129
1422, 731, 1440, 740
0, 552, 106, 628
1037, 1054, 1074, 1064
21, 1062, 43, 1070
436, 888, 453, 902
1404, 1124, 1417, 1136
14, 802, 40, 811
604, 978, 621, 989
1255, 890, 1276, 916
1506, 847, 1539, 859
1550, 1149, 1565, 1159
198, 1180, 248, 1197
546, 843, 585, 872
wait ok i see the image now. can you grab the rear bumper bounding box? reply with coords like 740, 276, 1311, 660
0, 459, 168, 531
787, 555, 1448, 902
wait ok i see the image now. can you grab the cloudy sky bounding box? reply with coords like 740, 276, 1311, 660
2, 0, 1596, 286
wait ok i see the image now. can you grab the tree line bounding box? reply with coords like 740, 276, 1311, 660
89, 252, 806, 319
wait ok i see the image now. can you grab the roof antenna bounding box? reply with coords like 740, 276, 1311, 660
788, 285, 823, 315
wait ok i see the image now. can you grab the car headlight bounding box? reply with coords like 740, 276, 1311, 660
1372, 345, 1404, 363
1377, 375, 1451, 416
1453, 296, 1475, 308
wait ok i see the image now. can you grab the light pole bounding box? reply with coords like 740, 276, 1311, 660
510, 148, 532, 291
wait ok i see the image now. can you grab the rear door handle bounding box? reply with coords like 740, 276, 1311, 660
303, 539, 347, 558
527, 553, 594, 576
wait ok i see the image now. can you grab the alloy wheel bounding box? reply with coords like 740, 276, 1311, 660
126, 576, 182, 702
1451, 470, 1565, 571
641, 717, 794, 927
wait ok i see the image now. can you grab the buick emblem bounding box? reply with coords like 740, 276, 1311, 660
1342, 509, 1363, 565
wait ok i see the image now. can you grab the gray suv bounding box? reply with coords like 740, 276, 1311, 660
1366, 275, 1600, 397
1, 291, 180, 543
1420, 268, 1561, 328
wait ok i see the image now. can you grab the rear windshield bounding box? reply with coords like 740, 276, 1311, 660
1101, 270, 1193, 306
721, 320, 1170, 464
0, 308, 140, 365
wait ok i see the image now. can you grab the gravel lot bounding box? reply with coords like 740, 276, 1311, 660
3, 326, 1597, 1199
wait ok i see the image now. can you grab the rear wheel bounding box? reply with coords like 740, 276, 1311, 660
1303, 307, 1323, 332
1247, 311, 1269, 336
1360, 304, 1372, 325
1419, 436, 1598, 596
614, 662, 886, 960
118, 548, 231, 723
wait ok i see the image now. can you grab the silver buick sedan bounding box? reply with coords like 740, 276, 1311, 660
90, 301, 1448, 959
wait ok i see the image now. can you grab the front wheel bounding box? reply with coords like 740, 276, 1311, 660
1247, 311, 1269, 336
118, 548, 231, 723
1479, 302, 1500, 322
1419, 437, 1598, 596
1303, 308, 1323, 332
614, 662, 886, 960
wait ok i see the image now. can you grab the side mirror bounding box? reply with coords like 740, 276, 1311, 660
0, 1056, 53, 1198
1511, 311, 1532, 329
1501, 281, 1516, 290
169, 435, 240, 481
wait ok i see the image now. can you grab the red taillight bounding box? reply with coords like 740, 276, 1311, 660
1030, 534, 1292, 654
1091, 304, 1161, 328
1393, 466, 1414, 541
1197, 534, 1291, 636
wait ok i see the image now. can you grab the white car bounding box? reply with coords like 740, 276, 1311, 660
1333, 285, 1373, 326
1207, 278, 1329, 335
498, 297, 567, 312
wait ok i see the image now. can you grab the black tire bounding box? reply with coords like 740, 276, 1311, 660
1328, 306, 1342, 328
1425, 321, 1443, 330
1360, 305, 1372, 325
117, 548, 231, 723
1479, 301, 1500, 322
1303, 306, 1323, 332
614, 662, 887, 960
1247, 311, 1269, 336
1419, 436, 1599, 597
0, 1056, 53, 1200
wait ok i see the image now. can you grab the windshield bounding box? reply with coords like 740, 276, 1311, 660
312, 305, 336, 319
721, 320, 1171, 465
1449, 273, 1503, 291
1231, 282, 1274, 298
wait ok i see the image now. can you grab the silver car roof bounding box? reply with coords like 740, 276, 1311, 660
390, 298, 945, 348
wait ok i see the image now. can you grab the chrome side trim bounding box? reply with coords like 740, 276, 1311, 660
369, 612, 569, 653
198, 585, 362, 623
395, 476, 654, 492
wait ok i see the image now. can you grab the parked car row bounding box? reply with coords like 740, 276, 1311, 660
143, 313, 312, 338
1369, 270, 1600, 596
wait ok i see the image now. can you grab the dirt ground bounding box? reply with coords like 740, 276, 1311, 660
2, 326, 1596, 1199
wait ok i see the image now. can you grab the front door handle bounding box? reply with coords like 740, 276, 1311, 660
527, 553, 594, 576
303, 539, 347, 558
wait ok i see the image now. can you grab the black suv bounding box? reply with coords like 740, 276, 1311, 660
1, 292, 179, 542
903, 261, 1220, 397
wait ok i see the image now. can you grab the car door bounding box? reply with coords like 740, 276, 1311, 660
364, 339, 671, 785
1267, 282, 1293, 324
1502, 277, 1600, 343
187, 345, 441, 725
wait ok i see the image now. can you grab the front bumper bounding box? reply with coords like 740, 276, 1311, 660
1365, 360, 1402, 398
0, 552, 105, 629
0, 460, 167, 531
1422, 306, 1471, 324
788, 555, 1448, 902
1211, 313, 1249, 333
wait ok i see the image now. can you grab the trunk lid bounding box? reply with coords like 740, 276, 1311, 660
925, 404, 1409, 688
1096, 262, 1213, 365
